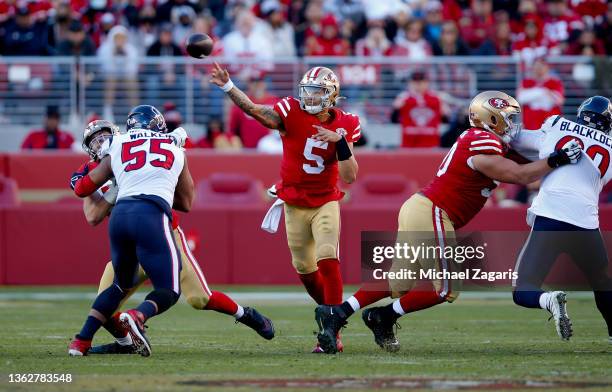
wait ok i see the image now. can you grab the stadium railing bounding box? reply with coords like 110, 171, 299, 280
0, 55, 606, 130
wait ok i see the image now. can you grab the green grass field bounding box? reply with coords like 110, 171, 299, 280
0, 286, 610, 392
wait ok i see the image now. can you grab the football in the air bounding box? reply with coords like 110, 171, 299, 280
185, 33, 214, 58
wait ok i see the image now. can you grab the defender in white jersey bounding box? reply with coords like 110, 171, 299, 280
69, 105, 195, 356
510, 96, 612, 343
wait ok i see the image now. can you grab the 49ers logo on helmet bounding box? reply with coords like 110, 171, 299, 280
488, 98, 509, 109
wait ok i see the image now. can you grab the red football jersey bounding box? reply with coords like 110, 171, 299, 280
542, 14, 584, 43
396, 91, 442, 148
519, 77, 564, 130
421, 128, 506, 229
273, 97, 361, 208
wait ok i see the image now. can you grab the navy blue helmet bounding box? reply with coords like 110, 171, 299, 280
126, 105, 168, 133
577, 96, 612, 134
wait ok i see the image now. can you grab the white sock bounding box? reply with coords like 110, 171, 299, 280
234, 305, 245, 319
392, 299, 406, 316
539, 292, 552, 311
347, 296, 361, 312
116, 334, 132, 346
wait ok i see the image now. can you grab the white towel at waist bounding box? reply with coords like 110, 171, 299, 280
261, 198, 285, 233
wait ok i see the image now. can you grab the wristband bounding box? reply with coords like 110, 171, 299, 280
336, 136, 353, 161
103, 183, 119, 205
221, 79, 235, 93
74, 174, 98, 197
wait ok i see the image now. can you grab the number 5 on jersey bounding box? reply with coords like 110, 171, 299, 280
303, 138, 328, 174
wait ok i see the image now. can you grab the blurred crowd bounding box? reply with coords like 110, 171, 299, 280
0, 0, 609, 61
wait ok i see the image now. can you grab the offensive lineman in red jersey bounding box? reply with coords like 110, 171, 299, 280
210, 63, 360, 352
315, 91, 582, 354
68, 119, 274, 356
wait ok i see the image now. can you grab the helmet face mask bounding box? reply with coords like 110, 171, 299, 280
82, 120, 120, 160
298, 67, 340, 115
299, 84, 333, 114
469, 91, 521, 144
500, 111, 522, 143
88, 131, 112, 159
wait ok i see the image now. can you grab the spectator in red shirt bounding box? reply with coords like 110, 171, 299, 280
391, 71, 445, 148
228, 73, 278, 148
512, 16, 560, 65
542, 0, 584, 48
354, 22, 394, 57
21, 106, 74, 150
304, 14, 350, 56
517, 58, 565, 130
394, 19, 433, 60
572, 0, 607, 19
458, 0, 495, 50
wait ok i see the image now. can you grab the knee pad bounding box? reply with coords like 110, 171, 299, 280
186, 295, 209, 310
145, 288, 180, 314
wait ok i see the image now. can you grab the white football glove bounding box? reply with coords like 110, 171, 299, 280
168, 127, 187, 148
103, 178, 119, 205
561, 139, 582, 164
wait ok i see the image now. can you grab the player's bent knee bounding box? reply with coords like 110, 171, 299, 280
292, 259, 318, 275
145, 288, 180, 314
315, 244, 337, 261
186, 295, 209, 310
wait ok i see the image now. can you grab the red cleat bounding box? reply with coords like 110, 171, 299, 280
106, 312, 129, 337
68, 336, 91, 356
119, 310, 151, 357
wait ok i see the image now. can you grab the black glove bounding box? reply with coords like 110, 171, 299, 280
547, 139, 582, 168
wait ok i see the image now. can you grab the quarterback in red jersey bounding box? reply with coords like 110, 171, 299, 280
68, 119, 274, 356
210, 63, 360, 352
314, 91, 582, 354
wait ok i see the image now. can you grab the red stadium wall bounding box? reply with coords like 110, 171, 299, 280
3, 150, 447, 190
2, 204, 612, 286
1, 151, 611, 286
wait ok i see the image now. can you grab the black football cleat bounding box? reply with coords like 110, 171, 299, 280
88, 341, 138, 354
362, 307, 401, 352
315, 305, 347, 354
236, 307, 275, 340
